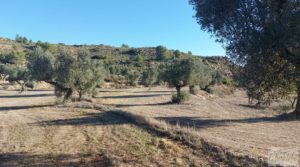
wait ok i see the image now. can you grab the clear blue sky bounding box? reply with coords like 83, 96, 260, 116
0, 0, 225, 56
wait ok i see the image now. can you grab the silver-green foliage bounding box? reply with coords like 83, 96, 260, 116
162, 58, 215, 102
141, 68, 158, 87
188, 58, 213, 89
190, 0, 300, 114
55, 48, 105, 99
28, 47, 105, 100
28, 47, 55, 81
171, 91, 190, 104
162, 59, 191, 90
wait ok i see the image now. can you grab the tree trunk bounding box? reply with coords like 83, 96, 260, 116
295, 89, 300, 118
64, 88, 73, 101
295, 64, 300, 118
189, 85, 195, 94
78, 92, 82, 101
291, 97, 297, 108
45, 80, 73, 101
46, 80, 67, 91
148, 83, 152, 91
176, 86, 181, 97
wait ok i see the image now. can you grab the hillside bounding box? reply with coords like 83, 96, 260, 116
0, 37, 233, 78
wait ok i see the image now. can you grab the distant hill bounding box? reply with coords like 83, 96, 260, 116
0, 37, 234, 80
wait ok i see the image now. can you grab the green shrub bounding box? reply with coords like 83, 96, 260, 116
212, 71, 223, 85
121, 44, 129, 48
189, 85, 199, 95
156, 45, 168, 61
204, 86, 215, 94
135, 54, 144, 67
222, 79, 229, 85
141, 68, 158, 87
126, 71, 139, 86
171, 91, 190, 104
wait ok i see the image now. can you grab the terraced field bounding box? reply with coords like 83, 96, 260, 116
0, 87, 299, 166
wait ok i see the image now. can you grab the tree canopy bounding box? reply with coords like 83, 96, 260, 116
190, 0, 300, 115
27, 47, 105, 101
156, 45, 168, 61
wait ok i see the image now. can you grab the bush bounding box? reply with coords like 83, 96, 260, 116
121, 44, 129, 48
126, 71, 139, 86
127, 48, 139, 56
0, 51, 25, 65
134, 54, 144, 67
189, 85, 199, 95
15, 34, 29, 44
141, 68, 158, 87
212, 71, 223, 85
36, 41, 57, 54
187, 58, 214, 89
204, 86, 215, 94
156, 45, 168, 61
222, 78, 233, 86
171, 91, 190, 104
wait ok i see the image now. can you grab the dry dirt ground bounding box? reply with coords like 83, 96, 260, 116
0, 89, 218, 167
96, 87, 300, 166
0, 86, 299, 166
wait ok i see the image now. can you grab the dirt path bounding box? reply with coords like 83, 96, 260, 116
96, 87, 300, 166
0, 89, 217, 166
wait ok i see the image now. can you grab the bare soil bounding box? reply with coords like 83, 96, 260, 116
0, 89, 216, 167
96, 87, 300, 166
0, 86, 299, 166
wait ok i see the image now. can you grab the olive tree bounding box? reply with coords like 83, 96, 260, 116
141, 68, 158, 89
190, 0, 300, 116
0, 48, 30, 90
27, 47, 105, 101
161, 59, 191, 103
188, 58, 213, 94
174, 50, 182, 59
72, 49, 105, 99
0, 64, 31, 91
54, 48, 105, 100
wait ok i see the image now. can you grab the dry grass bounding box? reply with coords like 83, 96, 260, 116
0, 86, 299, 166
95, 87, 300, 166
55, 102, 268, 166
0, 90, 215, 166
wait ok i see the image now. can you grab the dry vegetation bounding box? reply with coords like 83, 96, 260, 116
0, 85, 299, 166
0, 88, 215, 166
96, 87, 300, 166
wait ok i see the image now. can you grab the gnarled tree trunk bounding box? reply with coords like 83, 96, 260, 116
295, 64, 300, 118
176, 86, 181, 97
189, 85, 195, 94
78, 91, 82, 101
295, 87, 300, 118
64, 88, 73, 101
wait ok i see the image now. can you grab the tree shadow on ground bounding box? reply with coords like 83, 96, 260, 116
156, 114, 297, 129
0, 104, 55, 111
0, 152, 113, 167
0, 94, 54, 98
99, 90, 124, 93
237, 104, 267, 110
27, 89, 54, 92
99, 94, 170, 99
133, 90, 174, 93
114, 102, 172, 108
33, 111, 134, 126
